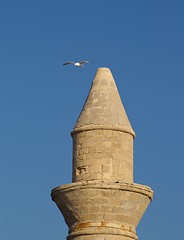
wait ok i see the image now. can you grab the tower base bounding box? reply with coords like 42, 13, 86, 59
51, 180, 153, 240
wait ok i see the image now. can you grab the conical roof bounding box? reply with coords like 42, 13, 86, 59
72, 67, 135, 137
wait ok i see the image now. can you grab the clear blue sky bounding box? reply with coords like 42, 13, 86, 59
1, 1, 184, 239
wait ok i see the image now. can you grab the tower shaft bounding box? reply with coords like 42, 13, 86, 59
51, 68, 153, 240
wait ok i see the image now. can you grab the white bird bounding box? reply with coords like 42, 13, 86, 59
63, 60, 92, 67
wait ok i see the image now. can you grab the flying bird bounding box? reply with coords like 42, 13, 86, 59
63, 60, 92, 67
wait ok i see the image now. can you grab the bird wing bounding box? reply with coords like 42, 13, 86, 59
79, 60, 90, 64
63, 61, 75, 65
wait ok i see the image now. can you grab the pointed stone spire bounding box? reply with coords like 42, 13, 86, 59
71, 68, 135, 183
73, 67, 135, 137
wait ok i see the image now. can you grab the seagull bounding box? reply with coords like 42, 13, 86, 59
63, 60, 92, 67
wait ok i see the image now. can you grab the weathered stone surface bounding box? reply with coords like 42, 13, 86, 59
51, 181, 153, 240
73, 68, 135, 134
71, 68, 135, 183
72, 129, 133, 182
51, 68, 154, 240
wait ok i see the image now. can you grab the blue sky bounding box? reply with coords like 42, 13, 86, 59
1, 1, 184, 239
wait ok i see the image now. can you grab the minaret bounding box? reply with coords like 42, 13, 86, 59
51, 68, 154, 240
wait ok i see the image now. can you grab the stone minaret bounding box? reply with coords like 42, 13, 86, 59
51, 67, 154, 240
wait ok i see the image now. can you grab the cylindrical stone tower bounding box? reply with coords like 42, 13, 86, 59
51, 67, 154, 240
